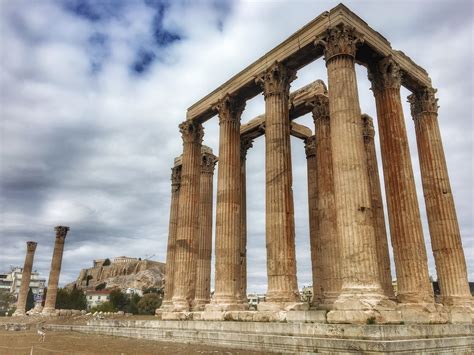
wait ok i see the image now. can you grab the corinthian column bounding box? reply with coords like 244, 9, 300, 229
206, 94, 246, 311
162, 161, 182, 309
238, 137, 253, 304
408, 88, 471, 307
309, 95, 341, 309
368, 56, 433, 305
361, 114, 394, 299
317, 24, 392, 323
13, 241, 37, 316
304, 135, 322, 306
171, 121, 203, 312
194, 147, 218, 310
256, 61, 302, 310
42, 226, 69, 315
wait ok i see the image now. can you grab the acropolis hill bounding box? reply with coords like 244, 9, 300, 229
67, 256, 165, 291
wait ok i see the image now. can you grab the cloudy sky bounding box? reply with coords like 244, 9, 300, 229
0, 0, 472, 294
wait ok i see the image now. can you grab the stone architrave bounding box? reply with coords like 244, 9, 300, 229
161, 163, 182, 309
256, 61, 302, 310
409, 88, 471, 307
42, 226, 69, 315
304, 135, 322, 306
171, 121, 203, 312
361, 114, 394, 299
206, 94, 246, 311
317, 24, 394, 323
194, 148, 218, 310
13, 241, 38, 316
309, 95, 341, 309
368, 56, 434, 305
238, 137, 253, 304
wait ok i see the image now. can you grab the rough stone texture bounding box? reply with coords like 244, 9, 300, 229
12, 241, 37, 316
46, 321, 474, 354
238, 137, 253, 304
369, 56, 434, 305
362, 114, 395, 299
193, 149, 217, 310
256, 61, 300, 306
409, 87, 472, 307
171, 121, 203, 312
310, 95, 341, 309
42, 226, 69, 315
162, 164, 182, 309
207, 94, 246, 311
320, 24, 389, 322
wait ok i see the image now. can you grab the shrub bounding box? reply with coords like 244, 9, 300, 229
137, 293, 162, 315
95, 283, 106, 291
90, 302, 117, 313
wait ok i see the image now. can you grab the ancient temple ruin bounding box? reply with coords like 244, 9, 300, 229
161, 4, 472, 326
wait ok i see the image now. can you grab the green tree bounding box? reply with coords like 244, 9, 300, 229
26, 288, 35, 312
102, 258, 111, 266
109, 289, 128, 311
86, 275, 93, 286
90, 301, 116, 313
95, 282, 106, 291
55, 287, 87, 310
0, 290, 16, 316
137, 293, 162, 315
41, 287, 47, 307
125, 293, 141, 315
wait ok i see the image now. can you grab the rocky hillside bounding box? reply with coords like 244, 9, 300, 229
66, 256, 165, 291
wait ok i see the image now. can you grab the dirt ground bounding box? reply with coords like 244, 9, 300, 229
0, 316, 271, 355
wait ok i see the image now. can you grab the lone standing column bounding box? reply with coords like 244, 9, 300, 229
42, 226, 69, 315
256, 61, 301, 309
172, 121, 203, 312
304, 135, 323, 306
13, 241, 38, 316
207, 94, 246, 311
194, 147, 218, 310
361, 114, 394, 299
368, 56, 434, 305
310, 95, 341, 309
409, 88, 471, 307
238, 137, 253, 304
162, 161, 182, 310
317, 24, 391, 323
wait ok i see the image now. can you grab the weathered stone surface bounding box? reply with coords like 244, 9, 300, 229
286, 310, 327, 323
12, 241, 37, 316
43, 226, 69, 315
399, 303, 449, 324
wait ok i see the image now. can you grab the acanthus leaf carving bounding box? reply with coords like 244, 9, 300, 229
213, 93, 246, 126
304, 135, 316, 158
307, 94, 330, 123
201, 152, 218, 174
255, 61, 296, 99
179, 120, 204, 144
315, 23, 363, 62
368, 55, 402, 94
240, 137, 253, 160
407, 87, 439, 119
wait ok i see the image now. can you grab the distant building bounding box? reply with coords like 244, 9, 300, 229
247, 293, 266, 310
85, 289, 112, 310
300, 285, 313, 303
0, 267, 46, 304
125, 287, 143, 297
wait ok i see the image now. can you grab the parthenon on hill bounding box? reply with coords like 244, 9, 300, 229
155, 3, 472, 353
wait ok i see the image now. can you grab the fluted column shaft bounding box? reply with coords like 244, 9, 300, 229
13, 241, 37, 316
194, 150, 217, 310
409, 88, 471, 306
362, 114, 394, 299
171, 121, 203, 311
208, 94, 246, 310
304, 136, 322, 305
310, 96, 341, 308
162, 164, 182, 308
319, 24, 384, 308
238, 138, 253, 303
43, 226, 69, 313
369, 57, 433, 304
257, 62, 299, 304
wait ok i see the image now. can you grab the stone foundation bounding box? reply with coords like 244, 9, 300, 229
43, 319, 473, 354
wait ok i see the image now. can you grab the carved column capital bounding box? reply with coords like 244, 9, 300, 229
307, 95, 330, 123
179, 120, 204, 144
305, 135, 316, 158
214, 93, 246, 126
316, 23, 363, 62
361, 114, 375, 140
240, 137, 253, 160
368, 56, 402, 94
55, 226, 69, 241
201, 152, 218, 174
26, 241, 37, 252
171, 165, 182, 191
407, 87, 439, 119
255, 61, 296, 99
